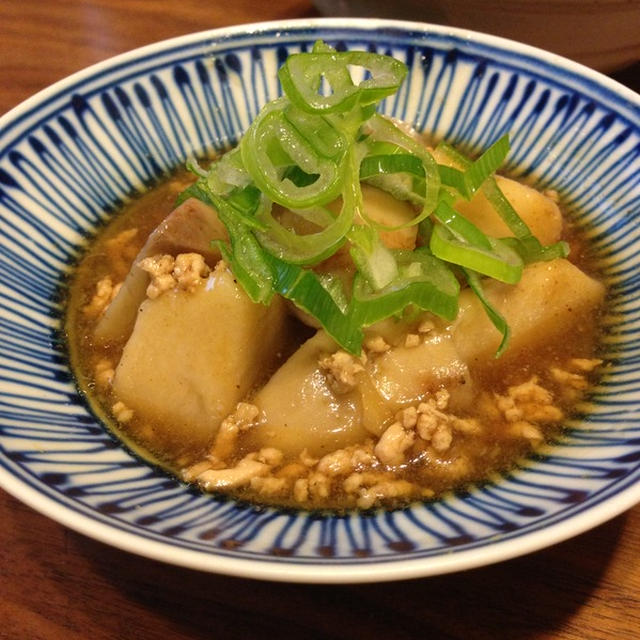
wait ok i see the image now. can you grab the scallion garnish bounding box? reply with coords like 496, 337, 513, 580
179, 41, 569, 356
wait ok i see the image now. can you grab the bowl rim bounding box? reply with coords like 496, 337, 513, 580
0, 17, 639, 584
2, 456, 640, 583
2, 17, 638, 128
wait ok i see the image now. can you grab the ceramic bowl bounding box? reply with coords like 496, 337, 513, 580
1, 18, 639, 583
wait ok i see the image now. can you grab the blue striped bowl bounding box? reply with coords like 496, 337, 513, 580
1, 19, 638, 583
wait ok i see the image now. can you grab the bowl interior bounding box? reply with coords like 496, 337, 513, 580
0, 19, 639, 583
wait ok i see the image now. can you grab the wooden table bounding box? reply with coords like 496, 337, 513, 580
1, 2, 638, 638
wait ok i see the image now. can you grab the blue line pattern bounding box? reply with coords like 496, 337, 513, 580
1, 23, 639, 572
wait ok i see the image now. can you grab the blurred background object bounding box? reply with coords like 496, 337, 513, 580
313, 0, 640, 72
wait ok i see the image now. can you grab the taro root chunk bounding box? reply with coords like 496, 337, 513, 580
112, 262, 290, 452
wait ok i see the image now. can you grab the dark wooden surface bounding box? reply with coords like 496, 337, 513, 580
1, 2, 639, 639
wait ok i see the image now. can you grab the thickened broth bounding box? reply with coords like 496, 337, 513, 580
66, 165, 606, 511
64, 38, 611, 513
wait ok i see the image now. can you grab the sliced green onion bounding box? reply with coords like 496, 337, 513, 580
463, 268, 511, 358
500, 236, 570, 263
365, 115, 440, 209
280, 165, 320, 188
348, 224, 399, 290
360, 115, 440, 227
211, 201, 275, 304
278, 50, 407, 114
317, 272, 350, 314
206, 146, 252, 195
262, 252, 363, 353
175, 181, 212, 208
288, 204, 336, 227
284, 103, 347, 160
240, 103, 346, 209
254, 152, 357, 265
175, 42, 572, 359
349, 248, 459, 327
185, 156, 208, 178
481, 177, 569, 262
435, 140, 470, 169
364, 141, 408, 156
176, 181, 267, 232
481, 176, 534, 240
417, 216, 434, 243
437, 138, 570, 263
359, 153, 425, 182
359, 152, 427, 213
432, 200, 492, 250
437, 165, 469, 195
437, 134, 510, 200
430, 224, 523, 284
464, 134, 510, 197
343, 51, 409, 105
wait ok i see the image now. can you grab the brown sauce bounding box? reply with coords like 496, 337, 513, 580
65, 172, 607, 512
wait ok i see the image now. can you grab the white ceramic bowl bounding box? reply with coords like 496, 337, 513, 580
1, 19, 639, 583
